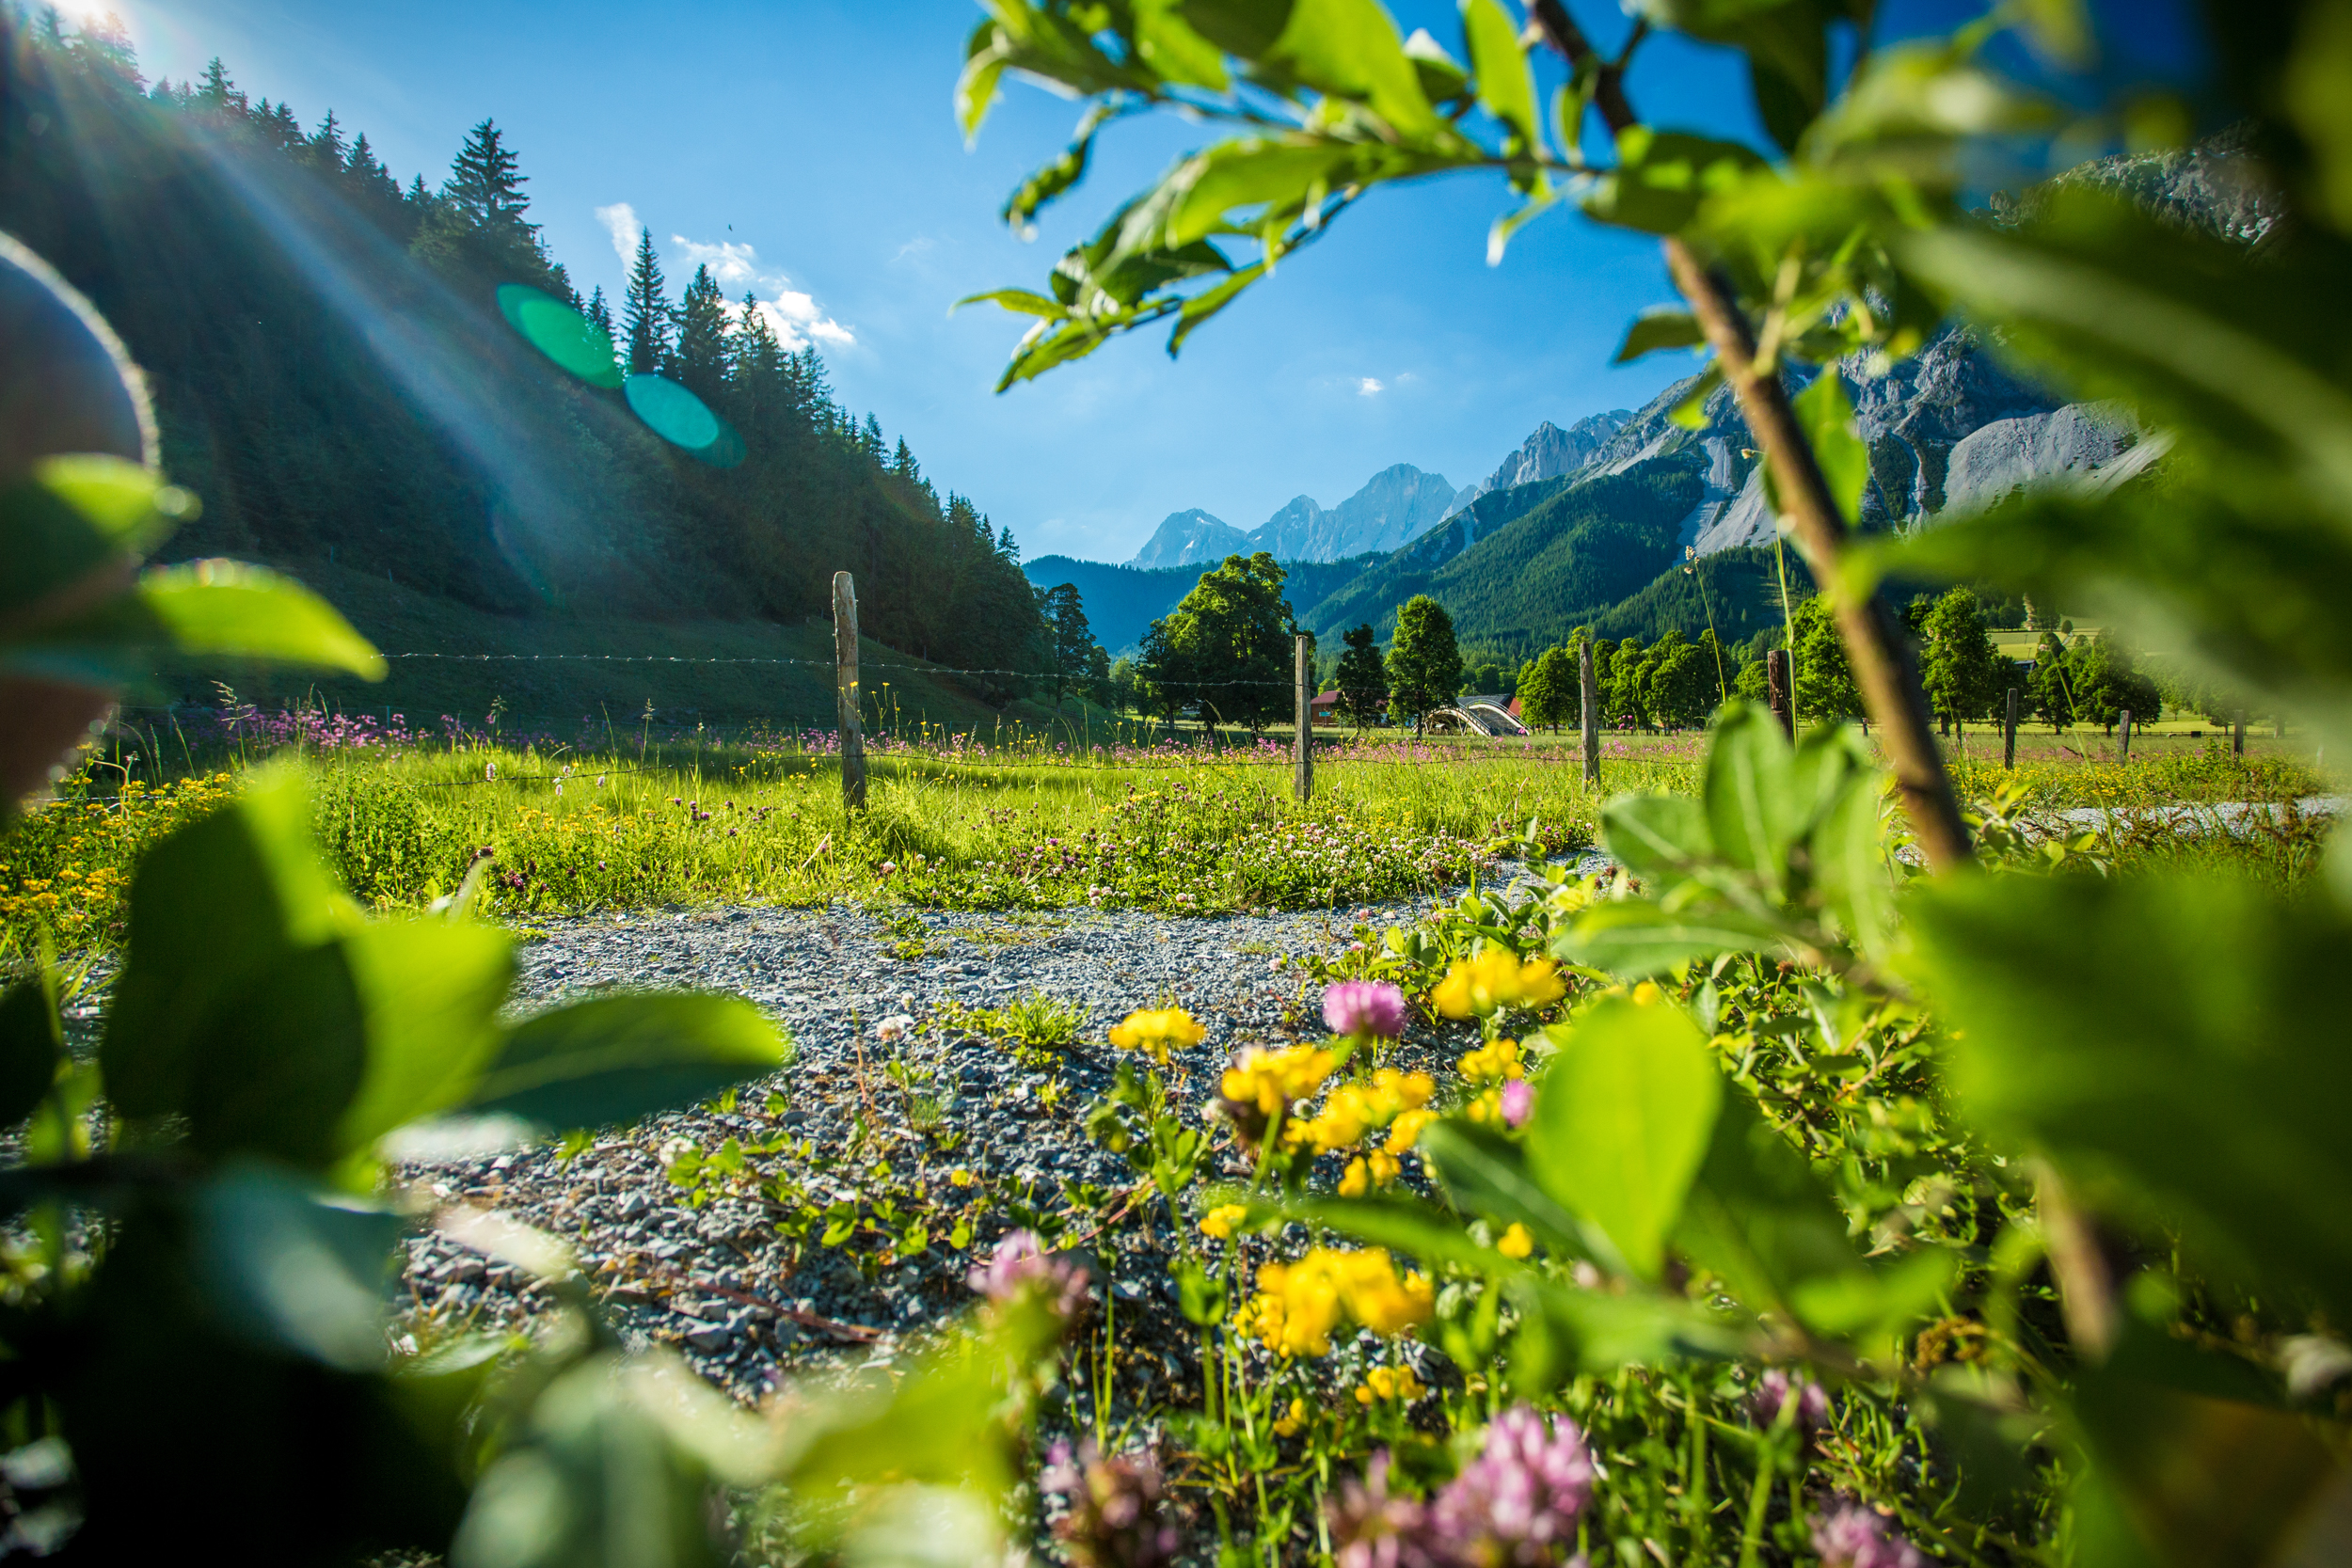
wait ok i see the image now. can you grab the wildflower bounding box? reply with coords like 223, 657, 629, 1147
1458, 1037, 1525, 1085
485, 761, 498, 782
874, 1014, 914, 1043
879, 860, 898, 875
1429, 950, 1565, 1020
1339, 1150, 1402, 1196
1424, 1406, 1594, 1564
1324, 979, 1408, 1039
1499, 1079, 1534, 1129
1327, 1452, 1436, 1568
1353, 1365, 1426, 1405
1200, 1203, 1249, 1241
1273, 1398, 1310, 1437
1384, 1108, 1437, 1154
1752, 1368, 1832, 1433
1810, 1500, 1925, 1568
1287, 1069, 1435, 1153
1243, 1248, 1433, 1356
949, 1166, 975, 1187
1040, 1440, 1184, 1568
1496, 1223, 1534, 1260
966, 1229, 1085, 1317
1109, 1006, 1206, 1066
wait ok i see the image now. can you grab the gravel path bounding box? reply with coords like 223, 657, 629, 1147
389, 896, 1478, 1406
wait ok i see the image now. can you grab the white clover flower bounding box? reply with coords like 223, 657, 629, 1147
875, 1014, 915, 1043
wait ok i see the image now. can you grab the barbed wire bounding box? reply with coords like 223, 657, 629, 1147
374, 651, 1299, 689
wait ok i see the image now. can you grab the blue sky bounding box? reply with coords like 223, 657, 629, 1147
77, 0, 2180, 564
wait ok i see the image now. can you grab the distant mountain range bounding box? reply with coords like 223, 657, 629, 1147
1031, 138, 2259, 665
1128, 463, 1468, 567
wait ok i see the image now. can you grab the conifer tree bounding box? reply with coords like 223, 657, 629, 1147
306, 108, 346, 170
860, 412, 886, 464
728, 294, 787, 425
672, 264, 729, 401
440, 120, 532, 239
583, 286, 614, 341
197, 57, 245, 115
623, 228, 670, 376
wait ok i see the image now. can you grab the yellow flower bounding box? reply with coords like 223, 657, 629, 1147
1497, 1223, 1534, 1260
1200, 1202, 1249, 1240
949, 1167, 975, 1188
1458, 1037, 1525, 1085
1242, 1248, 1434, 1356
1109, 1006, 1206, 1064
1220, 1043, 1339, 1117
1273, 1398, 1310, 1436
1339, 1157, 1369, 1197
1464, 1086, 1504, 1124
1352, 1365, 1427, 1405
1429, 948, 1567, 1019
1631, 980, 1663, 1006
1384, 1108, 1436, 1154
1286, 1068, 1436, 1153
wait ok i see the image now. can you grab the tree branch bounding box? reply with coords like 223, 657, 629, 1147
1527, 0, 1972, 870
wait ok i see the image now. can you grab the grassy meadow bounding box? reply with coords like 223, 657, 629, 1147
1, 700, 2333, 958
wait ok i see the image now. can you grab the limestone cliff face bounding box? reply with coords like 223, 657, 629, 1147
1127, 508, 1248, 568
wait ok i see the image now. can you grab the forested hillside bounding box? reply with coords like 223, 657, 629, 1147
1301, 464, 1703, 652
0, 15, 1049, 681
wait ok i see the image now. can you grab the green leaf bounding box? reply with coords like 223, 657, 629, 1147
1001, 109, 1106, 234
1504, 1275, 1751, 1390
1914, 872, 2352, 1322
333, 919, 518, 1154
1613, 307, 1706, 364
1599, 791, 1713, 881
1523, 996, 1722, 1279
1790, 372, 1867, 527
1131, 0, 1231, 89
1626, 0, 1837, 151
465, 993, 787, 1131
1168, 260, 1269, 356
0, 974, 61, 1129
102, 767, 351, 1122
191, 1161, 401, 1370
182, 938, 371, 1165
0, 455, 182, 623
1668, 363, 1724, 429
1417, 1120, 1591, 1259
955, 288, 1070, 321
1461, 0, 1540, 157
1161, 138, 1362, 250
1703, 701, 1797, 897
1672, 1090, 1899, 1338
2069, 1322, 2345, 1568
8, 561, 387, 685
1401, 24, 1470, 104
1172, 1257, 1229, 1324
1262, 0, 1440, 137
1551, 900, 1788, 978
1583, 126, 1769, 236
1804, 739, 1897, 959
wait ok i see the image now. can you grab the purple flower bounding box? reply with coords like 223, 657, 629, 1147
965, 1229, 1085, 1317
1752, 1369, 1831, 1433
1499, 1078, 1534, 1129
1325, 980, 1408, 1039
1328, 1452, 1443, 1568
1425, 1406, 1593, 1565
1041, 1440, 1184, 1567
1810, 1500, 1924, 1568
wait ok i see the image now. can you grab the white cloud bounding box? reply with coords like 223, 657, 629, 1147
594, 202, 641, 268
1357, 377, 1386, 397
672, 231, 856, 351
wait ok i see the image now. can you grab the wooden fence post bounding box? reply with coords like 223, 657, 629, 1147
1294, 634, 1313, 803
833, 571, 866, 813
2004, 686, 2019, 770
2117, 707, 2133, 763
1765, 648, 1793, 741
2233, 708, 2247, 756
1579, 639, 1600, 787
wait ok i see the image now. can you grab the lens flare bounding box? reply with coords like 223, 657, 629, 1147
496, 284, 621, 388
624, 373, 743, 467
